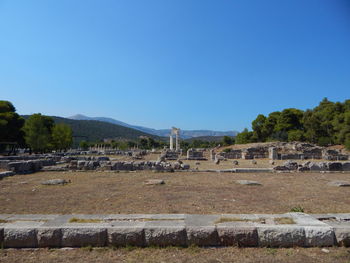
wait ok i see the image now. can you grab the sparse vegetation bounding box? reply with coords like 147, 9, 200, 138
1, 168, 350, 214
69, 218, 102, 223
290, 206, 305, 213
215, 217, 263, 224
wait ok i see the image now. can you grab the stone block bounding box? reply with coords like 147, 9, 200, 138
304, 226, 335, 247
144, 221, 187, 247
61, 227, 107, 247
0, 228, 3, 246
342, 162, 350, 171
258, 226, 305, 247
186, 226, 219, 246
0, 171, 15, 179
328, 162, 343, 171
37, 228, 62, 248
217, 225, 258, 247
108, 227, 145, 247
4, 228, 38, 248
333, 227, 350, 247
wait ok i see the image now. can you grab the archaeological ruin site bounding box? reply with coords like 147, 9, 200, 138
1, 136, 350, 250
2, 1, 350, 260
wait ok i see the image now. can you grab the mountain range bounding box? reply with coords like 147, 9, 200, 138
69, 114, 237, 139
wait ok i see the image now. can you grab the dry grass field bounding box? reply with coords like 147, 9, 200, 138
1, 247, 350, 263
1, 168, 350, 214
2, 157, 350, 262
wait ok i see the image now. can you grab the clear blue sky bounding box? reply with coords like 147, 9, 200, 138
1, 0, 349, 131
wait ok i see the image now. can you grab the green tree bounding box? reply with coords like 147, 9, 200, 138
222, 136, 234, 146
0, 101, 25, 149
287, 130, 305, 142
275, 108, 304, 133
52, 123, 73, 151
24, 114, 54, 153
262, 111, 281, 140
79, 140, 90, 150
139, 137, 148, 149
235, 128, 253, 144
251, 114, 267, 141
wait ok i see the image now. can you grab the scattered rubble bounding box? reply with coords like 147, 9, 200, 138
144, 179, 165, 185
41, 179, 70, 186
236, 180, 262, 186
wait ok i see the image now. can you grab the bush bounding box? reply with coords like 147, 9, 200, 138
290, 206, 304, 213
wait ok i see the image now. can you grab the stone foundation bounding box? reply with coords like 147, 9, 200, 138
1, 213, 349, 248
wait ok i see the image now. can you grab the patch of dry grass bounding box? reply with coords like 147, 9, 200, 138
214, 217, 263, 224
69, 218, 102, 223
1, 169, 350, 214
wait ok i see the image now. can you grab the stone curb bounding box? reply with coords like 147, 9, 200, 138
1, 213, 349, 248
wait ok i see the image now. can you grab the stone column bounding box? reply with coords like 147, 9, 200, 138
210, 149, 215, 161
187, 149, 192, 159
170, 135, 173, 150
268, 147, 277, 160
175, 132, 180, 151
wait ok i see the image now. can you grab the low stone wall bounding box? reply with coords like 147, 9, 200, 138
67, 160, 190, 172
219, 150, 242, 159
0, 171, 15, 179
274, 161, 350, 172
1, 213, 349, 248
220, 142, 349, 161
5, 159, 56, 174
186, 149, 207, 160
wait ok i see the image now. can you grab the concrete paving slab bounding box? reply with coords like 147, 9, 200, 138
185, 215, 220, 226
291, 213, 329, 226
6, 214, 59, 221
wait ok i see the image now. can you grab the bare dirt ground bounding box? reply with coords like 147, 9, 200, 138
1, 168, 350, 214
1, 247, 350, 263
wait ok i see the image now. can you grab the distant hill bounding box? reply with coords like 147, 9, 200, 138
69, 114, 238, 139
22, 115, 162, 146
184, 136, 232, 143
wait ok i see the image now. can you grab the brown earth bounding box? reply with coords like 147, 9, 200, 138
1, 169, 350, 214
0, 247, 350, 263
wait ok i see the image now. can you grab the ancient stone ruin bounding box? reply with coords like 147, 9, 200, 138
219, 142, 349, 161
186, 148, 207, 160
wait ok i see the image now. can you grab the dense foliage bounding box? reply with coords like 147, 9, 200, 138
236, 98, 350, 149
0, 101, 25, 150
52, 123, 73, 151
23, 113, 73, 152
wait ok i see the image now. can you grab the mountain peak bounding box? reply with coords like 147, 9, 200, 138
69, 114, 90, 120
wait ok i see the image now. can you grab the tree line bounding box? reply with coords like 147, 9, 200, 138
235, 98, 350, 150
0, 101, 72, 153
